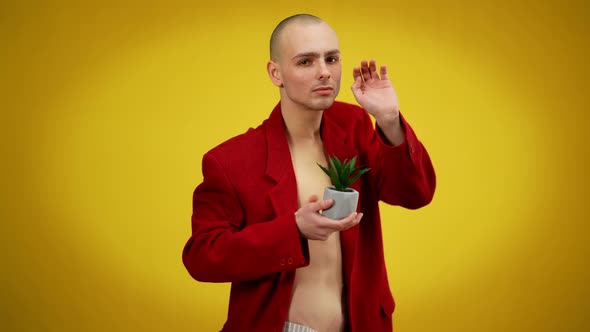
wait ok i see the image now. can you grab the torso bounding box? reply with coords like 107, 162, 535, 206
287, 139, 345, 332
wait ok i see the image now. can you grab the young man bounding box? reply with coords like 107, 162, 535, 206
183, 14, 436, 332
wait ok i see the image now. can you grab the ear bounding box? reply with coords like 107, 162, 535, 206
267, 60, 283, 88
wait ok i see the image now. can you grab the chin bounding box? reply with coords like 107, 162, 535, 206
311, 98, 336, 111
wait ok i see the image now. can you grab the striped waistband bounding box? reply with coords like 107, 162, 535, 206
283, 321, 318, 332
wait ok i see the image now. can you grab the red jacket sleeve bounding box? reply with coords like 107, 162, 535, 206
182, 152, 310, 283
359, 110, 436, 209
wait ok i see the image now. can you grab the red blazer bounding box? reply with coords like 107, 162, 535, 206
183, 101, 436, 332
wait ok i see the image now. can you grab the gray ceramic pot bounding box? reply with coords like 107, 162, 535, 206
322, 186, 359, 220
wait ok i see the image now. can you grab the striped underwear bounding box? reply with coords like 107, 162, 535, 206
283, 321, 318, 332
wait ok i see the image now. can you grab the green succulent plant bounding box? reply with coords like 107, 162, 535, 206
318, 155, 370, 192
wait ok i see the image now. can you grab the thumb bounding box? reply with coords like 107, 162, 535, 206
311, 198, 334, 212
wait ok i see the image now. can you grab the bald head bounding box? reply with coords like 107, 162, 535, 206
270, 14, 325, 61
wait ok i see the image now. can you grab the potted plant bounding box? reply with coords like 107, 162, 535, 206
317, 155, 370, 220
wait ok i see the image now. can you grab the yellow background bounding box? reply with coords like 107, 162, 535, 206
2, 0, 588, 331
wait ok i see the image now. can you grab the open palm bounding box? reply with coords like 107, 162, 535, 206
351, 60, 400, 119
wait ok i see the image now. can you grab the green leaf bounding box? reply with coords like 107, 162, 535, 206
347, 167, 371, 187
332, 155, 342, 173
318, 162, 338, 188
344, 156, 357, 180
317, 162, 332, 177
319, 154, 370, 192
328, 157, 342, 188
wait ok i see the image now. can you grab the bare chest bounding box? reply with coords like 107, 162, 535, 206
289, 143, 332, 206
288, 141, 345, 331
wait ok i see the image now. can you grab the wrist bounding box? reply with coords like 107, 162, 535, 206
294, 211, 304, 237
375, 110, 405, 146
375, 111, 400, 128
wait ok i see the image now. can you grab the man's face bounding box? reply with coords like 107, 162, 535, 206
274, 22, 342, 111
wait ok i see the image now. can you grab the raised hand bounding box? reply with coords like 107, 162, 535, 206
295, 195, 363, 241
352, 59, 400, 121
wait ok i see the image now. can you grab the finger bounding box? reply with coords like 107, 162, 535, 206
380, 65, 389, 81
369, 60, 379, 79
350, 213, 363, 229
351, 71, 363, 92
320, 213, 355, 231
360, 60, 371, 82
352, 66, 362, 81
310, 198, 334, 212
339, 212, 363, 230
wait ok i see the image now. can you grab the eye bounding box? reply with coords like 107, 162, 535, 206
326, 56, 340, 63
299, 59, 311, 66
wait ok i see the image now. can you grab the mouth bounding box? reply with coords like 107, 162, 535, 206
313, 86, 334, 95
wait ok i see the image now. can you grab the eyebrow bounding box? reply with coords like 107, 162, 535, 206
291, 49, 341, 60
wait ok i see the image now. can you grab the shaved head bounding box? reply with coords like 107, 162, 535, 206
266, 14, 341, 112
270, 14, 325, 60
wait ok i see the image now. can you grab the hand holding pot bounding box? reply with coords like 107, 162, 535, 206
295, 195, 363, 241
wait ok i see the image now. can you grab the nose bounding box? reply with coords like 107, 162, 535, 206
317, 61, 331, 81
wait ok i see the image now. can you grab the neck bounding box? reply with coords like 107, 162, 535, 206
281, 101, 324, 144
281, 96, 324, 142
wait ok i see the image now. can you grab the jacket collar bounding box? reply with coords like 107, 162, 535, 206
321, 102, 353, 162
265, 102, 292, 183
264, 102, 353, 183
